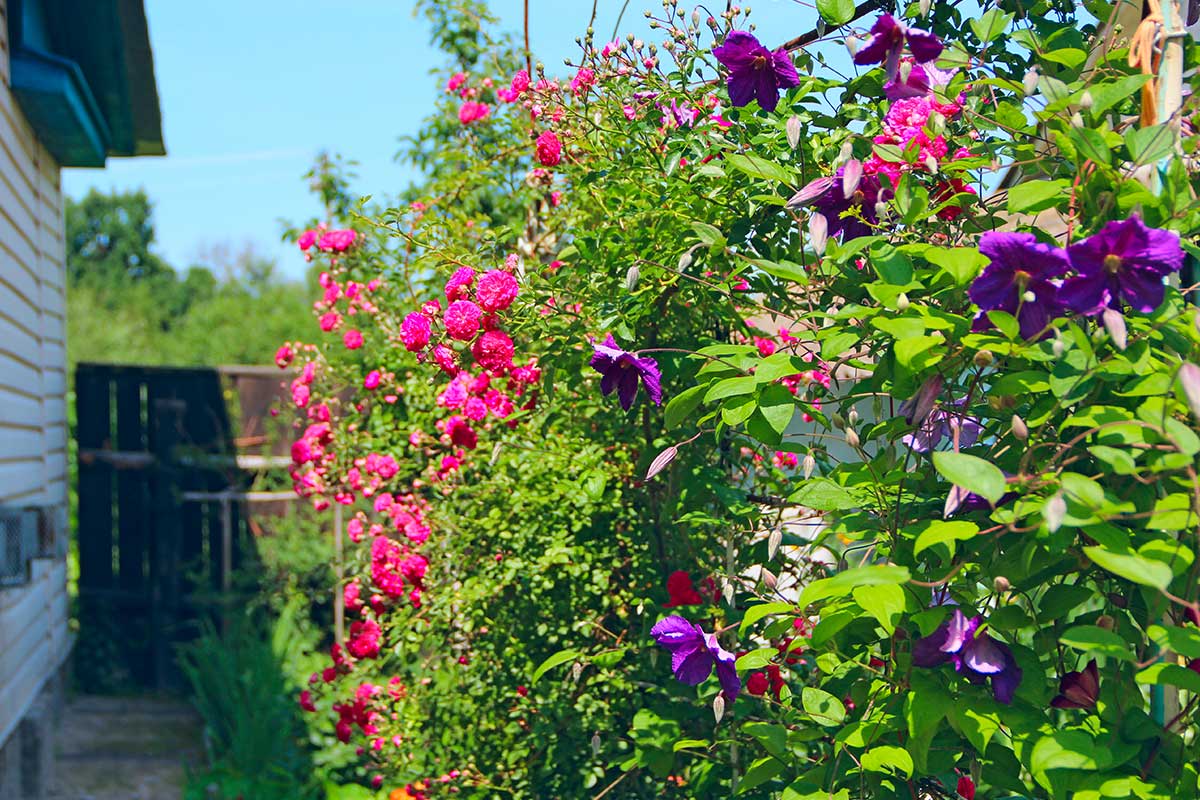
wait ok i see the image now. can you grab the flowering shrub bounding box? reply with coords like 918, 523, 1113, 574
283, 0, 1200, 796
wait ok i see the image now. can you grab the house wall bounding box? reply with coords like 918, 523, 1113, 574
0, 0, 72, 792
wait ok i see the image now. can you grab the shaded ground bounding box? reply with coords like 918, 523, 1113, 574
49, 695, 204, 800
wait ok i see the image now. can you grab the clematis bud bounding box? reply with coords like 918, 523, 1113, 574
874, 199, 889, 221
768, 527, 783, 560
896, 293, 910, 311
993, 576, 1011, 593
845, 428, 860, 448
919, 0, 933, 16
1096, 614, 1115, 631
626, 264, 640, 292
802, 453, 816, 479
1022, 68, 1039, 96
974, 349, 994, 367
1045, 492, 1067, 532
1052, 337, 1066, 358
1022, 290, 1037, 303
1079, 90, 1094, 110
924, 155, 939, 174
848, 408, 859, 426
1179, 363, 1200, 420
1070, 112, 1084, 128
831, 412, 846, 430
761, 568, 778, 591
722, 578, 735, 606
842, 158, 863, 199
572, 661, 584, 681
645, 445, 678, 480
1011, 414, 1028, 441
809, 213, 829, 256
1102, 308, 1127, 351
786, 115, 802, 150
845, 36, 862, 57
591, 733, 601, 755
713, 693, 726, 723
838, 141, 854, 163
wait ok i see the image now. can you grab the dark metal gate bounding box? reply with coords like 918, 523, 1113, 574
74, 363, 291, 688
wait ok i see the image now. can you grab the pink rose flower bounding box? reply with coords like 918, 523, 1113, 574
535, 131, 562, 166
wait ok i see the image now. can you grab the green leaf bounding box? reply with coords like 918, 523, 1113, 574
1147, 624, 1200, 659
852, 583, 905, 634
1007, 179, 1070, 214
924, 246, 988, 285
705, 376, 757, 402
531, 649, 581, 683
970, 8, 1012, 43
801, 687, 846, 726
789, 478, 858, 511
1069, 127, 1112, 166
758, 383, 796, 436
743, 722, 788, 759
664, 384, 704, 429
1030, 731, 1102, 791
751, 258, 808, 283
673, 738, 710, 752
1125, 125, 1175, 165
816, 0, 854, 25
798, 564, 910, 608
1083, 545, 1174, 589
1136, 662, 1200, 694
735, 648, 778, 671
1059, 625, 1135, 662
895, 335, 942, 368
737, 757, 785, 794
691, 221, 726, 248
913, 520, 980, 557
726, 153, 793, 185
932, 452, 1006, 503
860, 746, 914, 778
1090, 74, 1151, 115
721, 394, 757, 426
740, 601, 796, 634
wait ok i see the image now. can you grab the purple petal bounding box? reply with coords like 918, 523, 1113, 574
963, 636, 1006, 674
726, 72, 758, 109
771, 48, 801, 89
712, 31, 762, 69
1119, 267, 1167, 313
616, 367, 640, 410
905, 26, 944, 62
979, 231, 1070, 280
1059, 271, 1110, 315
989, 643, 1022, 704
637, 357, 664, 406
853, 14, 901, 65
941, 610, 977, 654
788, 176, 836, 208
968, 262, 1021, 312
599, 369, 619, 398
912, 623, 952, 667
715, 659, 742, 700
753, 67, 783, 113
651, 615, 701, 647
674, 648, 716, 685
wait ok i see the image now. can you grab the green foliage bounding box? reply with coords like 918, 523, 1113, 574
273, 0, 1200, 798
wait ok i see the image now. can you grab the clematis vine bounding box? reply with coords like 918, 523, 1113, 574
968, 231, 1070, 339
588, 335, 663, 410
912, 608, 1022, 703
1060, 214, 1184, 315
712, 31, 800, 113
650, 615, 741, 699
853, 14, 944, 81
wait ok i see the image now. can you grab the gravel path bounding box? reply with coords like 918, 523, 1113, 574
47, 695, 204, 800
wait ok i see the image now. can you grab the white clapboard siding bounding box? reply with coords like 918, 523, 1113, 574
0, 0, 66, 510
0, 559, 71, 747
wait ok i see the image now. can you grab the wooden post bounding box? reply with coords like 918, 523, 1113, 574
334, 504, 345, 645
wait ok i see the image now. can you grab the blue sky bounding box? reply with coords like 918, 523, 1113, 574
63, 0, 823, 278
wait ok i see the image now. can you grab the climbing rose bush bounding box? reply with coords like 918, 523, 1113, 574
281, 0, 1200, 796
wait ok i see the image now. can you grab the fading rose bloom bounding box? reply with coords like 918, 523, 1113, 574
318, 229, 357, 252
297, 230, 317, 250
446, 72, 467, 92
458, 101, 491, 124
363, 370, 382, 390
275, 344, 294, 368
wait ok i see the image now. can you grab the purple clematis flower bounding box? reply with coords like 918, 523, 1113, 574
1051, 659, 1099, 710
902, 405, 983, 453
650, 615, 741, 699
884, 59, 957, 101
712, 31, 800, 113
969, 231, 1071, 340
912, 608, 1022, 704
589, 334, 663, 410
853, 14, 944, 81
1060, 215, 1184, 315
791, 168, 884, 241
